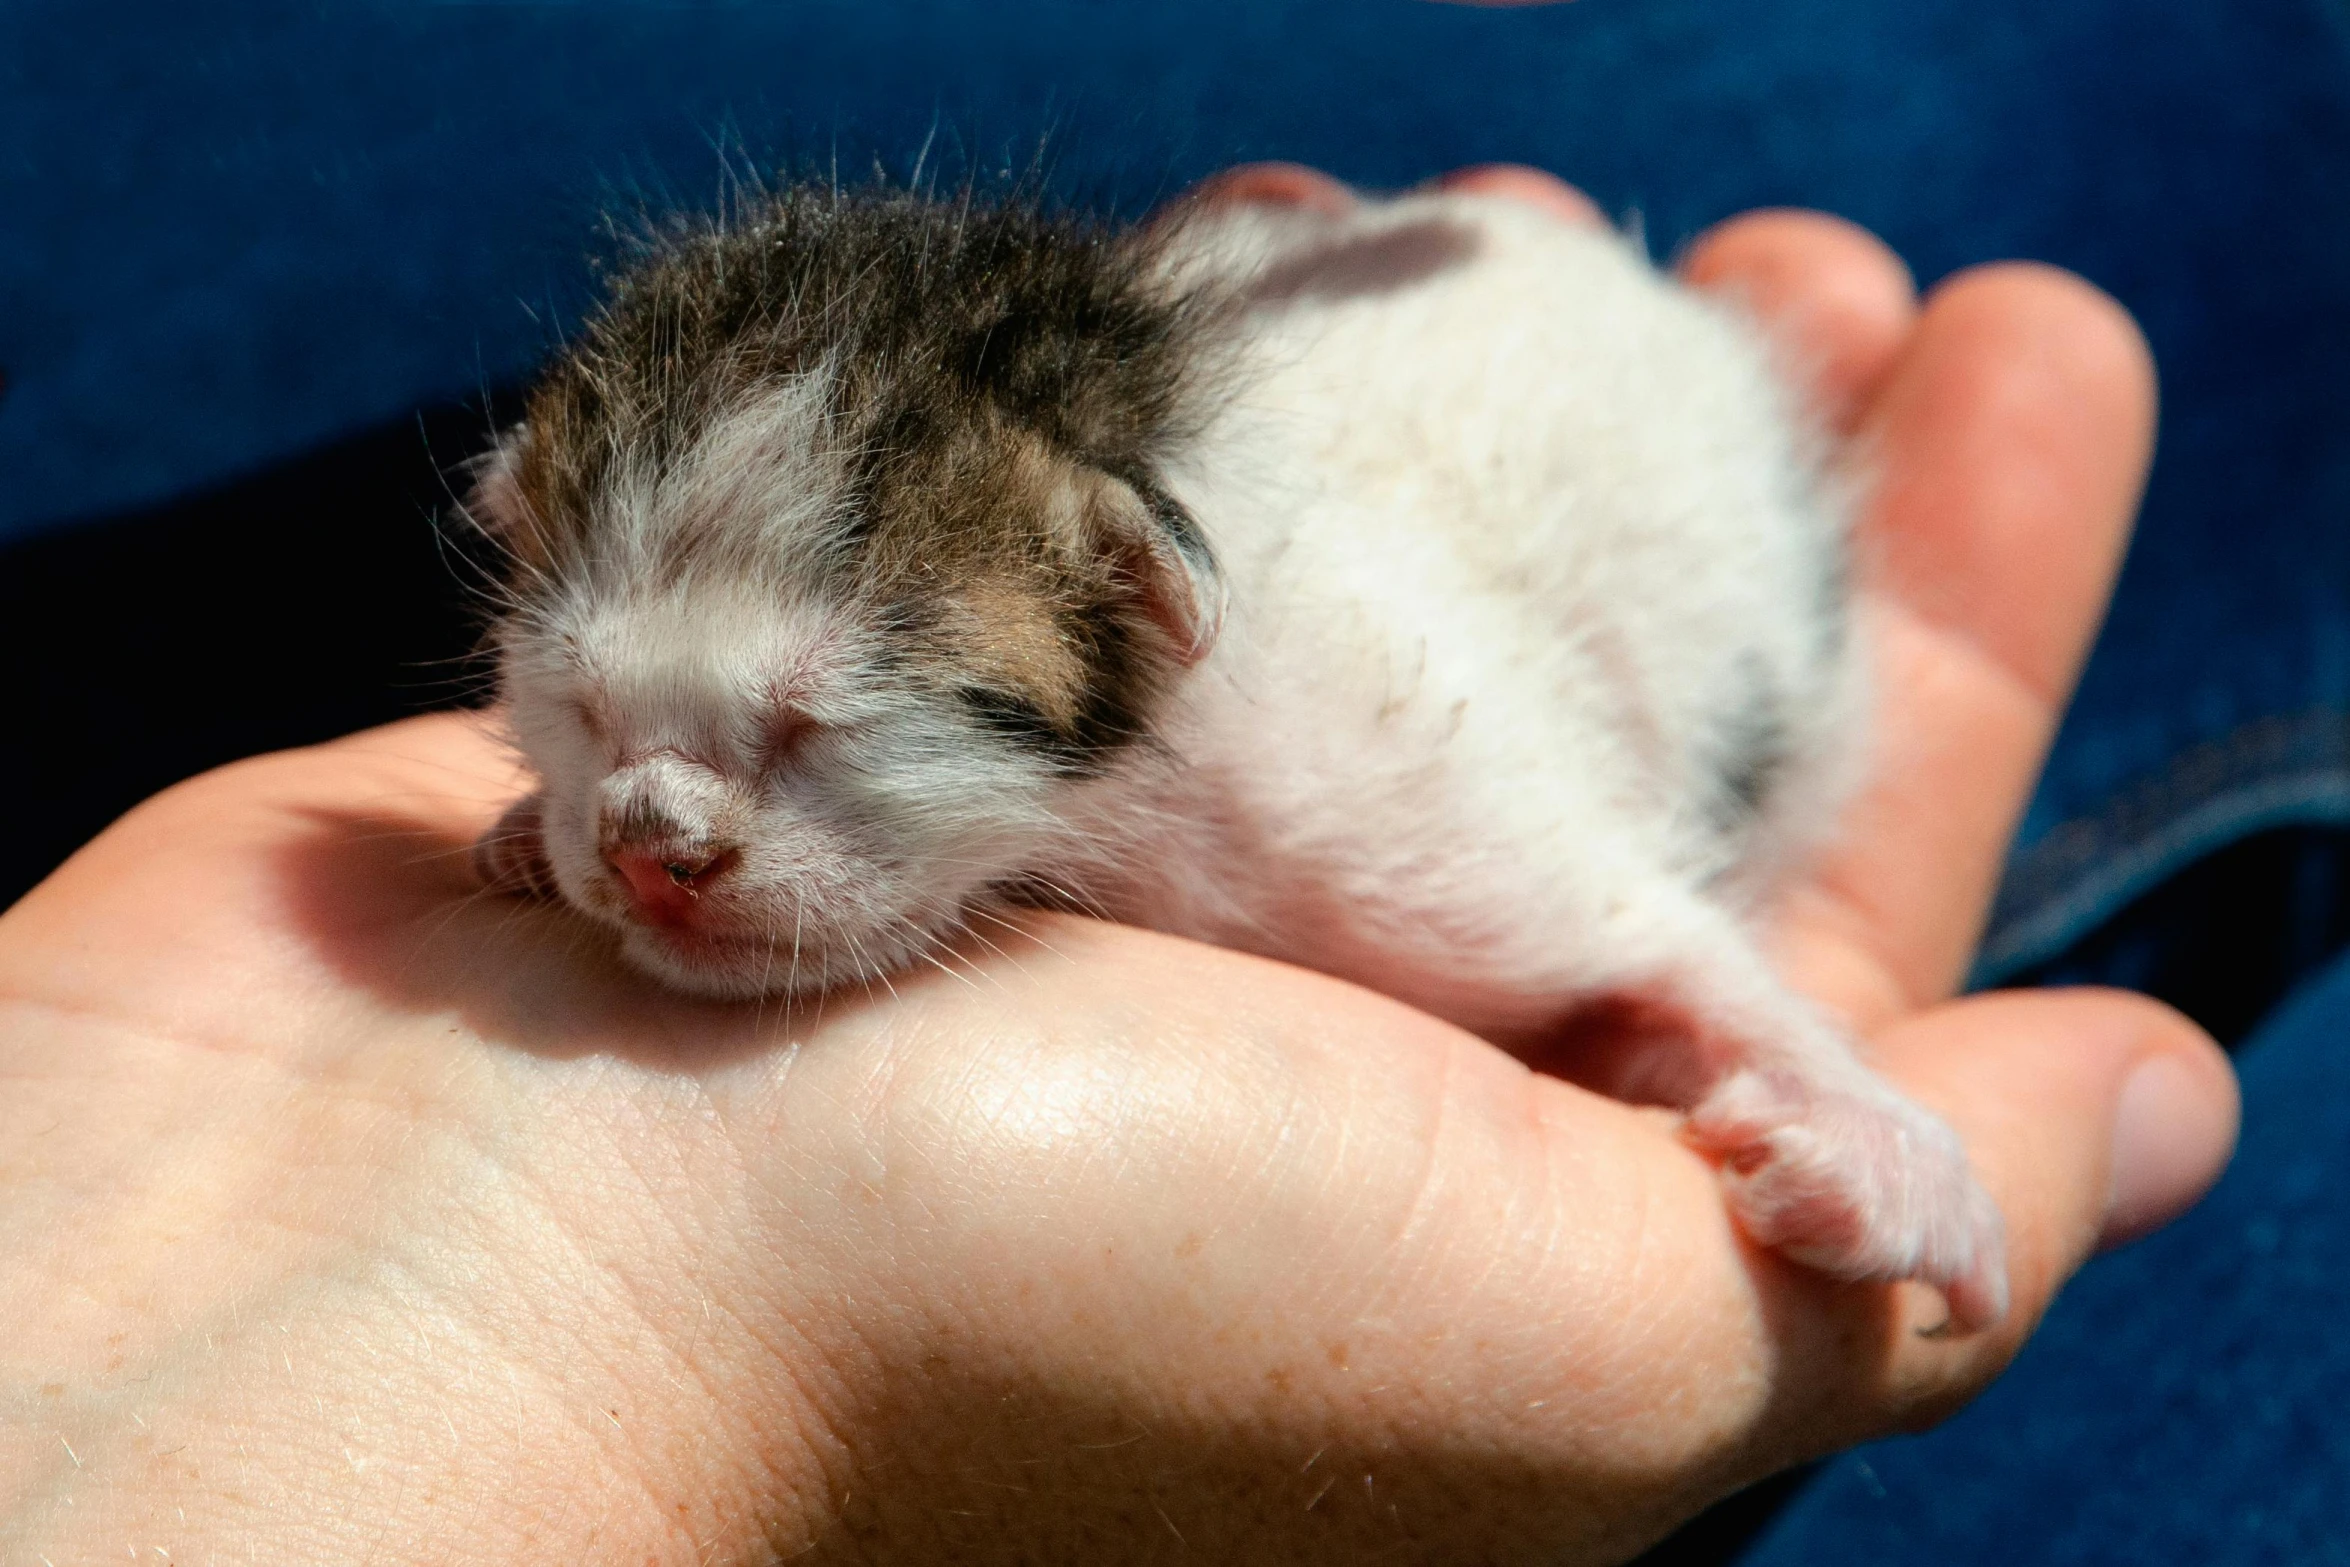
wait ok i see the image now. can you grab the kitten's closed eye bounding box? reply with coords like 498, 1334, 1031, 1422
571, 697, 611, 751
956, 686, 1064, 752
761, 707, 822, 770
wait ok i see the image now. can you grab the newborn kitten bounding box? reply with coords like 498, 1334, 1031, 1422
465, 183, 2007, 1327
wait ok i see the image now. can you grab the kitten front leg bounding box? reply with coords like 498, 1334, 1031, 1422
1592, 887, 2009, 1329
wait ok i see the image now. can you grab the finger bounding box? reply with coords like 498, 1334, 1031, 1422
1424, 163, 1605, 227
1861, 264, 2155, 710
1177, 160, 1357, 215
0, 712, 517, 981
1762, 989, 2237, 1447
1780, 265, 2157, 1019
1679, 208, 1918, 434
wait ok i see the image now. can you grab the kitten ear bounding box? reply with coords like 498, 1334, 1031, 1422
461, 424, 538, 550
1093, 474, 1225, 666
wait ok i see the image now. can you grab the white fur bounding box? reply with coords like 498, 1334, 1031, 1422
487, 191, 2006, 1322
1106, 196, 1860, 1027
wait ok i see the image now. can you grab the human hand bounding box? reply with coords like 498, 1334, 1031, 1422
0, 168, 2234, 1565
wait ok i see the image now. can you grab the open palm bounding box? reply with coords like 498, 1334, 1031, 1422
0, 172, 2234, 1566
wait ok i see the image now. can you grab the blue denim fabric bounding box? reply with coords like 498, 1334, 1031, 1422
7, 1, 2350, 1555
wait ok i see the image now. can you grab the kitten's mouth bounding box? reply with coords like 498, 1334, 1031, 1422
639, 917, 789, 965
622, 922, 807, 997
619, 912, 937, 1000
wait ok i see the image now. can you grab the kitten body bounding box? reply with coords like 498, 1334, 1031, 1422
470, 185, 2007, 1324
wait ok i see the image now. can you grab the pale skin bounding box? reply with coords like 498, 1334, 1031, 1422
0, 167, 2238, 1564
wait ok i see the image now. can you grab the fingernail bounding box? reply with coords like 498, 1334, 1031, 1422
2101, 1054, 2237, 1250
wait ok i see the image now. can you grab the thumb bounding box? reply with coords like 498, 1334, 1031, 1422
1767, 988, 2237, 1449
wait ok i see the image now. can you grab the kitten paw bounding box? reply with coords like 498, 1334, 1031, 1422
1686, 1067, 2010, 1330
473, 794, 558, 898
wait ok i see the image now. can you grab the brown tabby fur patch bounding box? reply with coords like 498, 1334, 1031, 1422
497, 184, 1223, 770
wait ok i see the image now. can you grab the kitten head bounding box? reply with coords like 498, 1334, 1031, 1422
466, 188, 1220, 997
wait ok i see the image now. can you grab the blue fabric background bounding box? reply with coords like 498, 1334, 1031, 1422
8, 3, 2350, 1557
7, 0, 2349, 965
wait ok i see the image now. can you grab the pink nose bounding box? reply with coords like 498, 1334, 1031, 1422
605, 846, 734, 926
